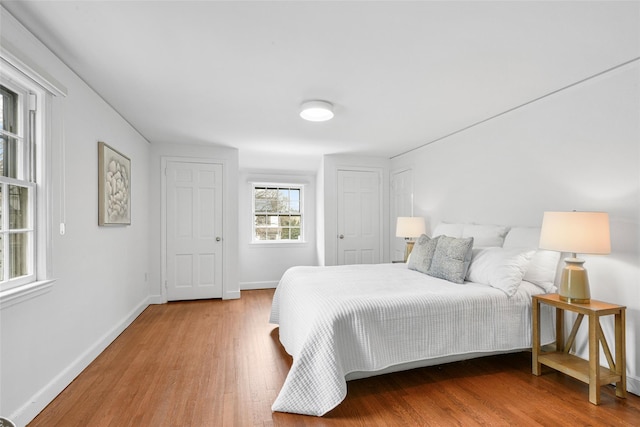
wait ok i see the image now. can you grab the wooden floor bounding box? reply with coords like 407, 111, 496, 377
30, 289, 640, 426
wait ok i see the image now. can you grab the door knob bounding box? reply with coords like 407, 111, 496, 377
339, 234, 344, 239
216, 237, 222, 242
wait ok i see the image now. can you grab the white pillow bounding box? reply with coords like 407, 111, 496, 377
462, 224, 510, 247
467, 247, 534, 296
502, 226, 560, 292
432, 222, 464, 238
523, 250, 561, 292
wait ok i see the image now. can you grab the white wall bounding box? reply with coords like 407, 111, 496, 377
390, 62, 640, 395
238, 169, 317, 289
0, 8, 151, 425
323, 154, 391, 266
148, 142, 240, 300
237, 152, 321, 287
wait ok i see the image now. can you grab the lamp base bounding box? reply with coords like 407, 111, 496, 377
558, 258, 591, 304
558, 295, 591, 304
404, 241, 415, 263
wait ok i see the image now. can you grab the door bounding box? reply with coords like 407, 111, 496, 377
337, 169, 381, 265
391, 169, 414, 262
166, 161, 223, 300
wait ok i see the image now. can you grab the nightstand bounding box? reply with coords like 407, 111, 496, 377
532, 294, 626, 404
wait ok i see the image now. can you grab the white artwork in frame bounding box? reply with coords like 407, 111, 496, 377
98, 141, 131, 226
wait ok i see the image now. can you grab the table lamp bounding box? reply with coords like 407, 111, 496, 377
539, 211, 611, 303
396, 217, 426, 262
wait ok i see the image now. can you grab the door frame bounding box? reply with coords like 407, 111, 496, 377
390, 167, 414, 262
334, 166, 384, 266
160, 156, 226, 303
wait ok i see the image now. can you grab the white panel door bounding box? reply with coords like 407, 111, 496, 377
391, 169, 414, 262
337, 169, 381, 265
166, 161, 223, 300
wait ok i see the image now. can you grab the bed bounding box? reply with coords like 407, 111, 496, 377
269, 224, 560, 416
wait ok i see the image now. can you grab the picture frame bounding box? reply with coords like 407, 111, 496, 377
98, 141, 131, 226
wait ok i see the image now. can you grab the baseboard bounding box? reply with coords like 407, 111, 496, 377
10, 297, 150, 427
240, 280, 278, 290
147, 294, 164, 304
224, 289, 241, 299
628, 374, 640, 397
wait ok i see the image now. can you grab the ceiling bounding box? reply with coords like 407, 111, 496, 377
2, 1, 639, 162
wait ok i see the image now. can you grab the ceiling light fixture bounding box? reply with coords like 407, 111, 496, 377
299, 100, 334, 122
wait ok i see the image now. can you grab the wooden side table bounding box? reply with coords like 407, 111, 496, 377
532, 293, 626, 405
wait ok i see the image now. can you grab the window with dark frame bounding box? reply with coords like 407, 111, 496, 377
252, 185, 302, 242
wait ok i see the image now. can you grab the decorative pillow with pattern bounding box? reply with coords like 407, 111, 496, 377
427, 236, 474, 284
407, 234, 440, 274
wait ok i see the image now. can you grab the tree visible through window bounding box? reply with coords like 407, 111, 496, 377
253, 185, 302, 242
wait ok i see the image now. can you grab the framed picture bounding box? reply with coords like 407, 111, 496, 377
98, 141, 131, 226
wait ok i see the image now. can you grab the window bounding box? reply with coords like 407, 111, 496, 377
252, 184, 303, 242
0, 82, 37, 291
0, 50, 61, 307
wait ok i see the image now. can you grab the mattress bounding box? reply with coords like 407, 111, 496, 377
269, 263, 555, 416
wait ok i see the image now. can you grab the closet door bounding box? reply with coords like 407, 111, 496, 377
166, 161, 223, 300
336, 169, 381, 265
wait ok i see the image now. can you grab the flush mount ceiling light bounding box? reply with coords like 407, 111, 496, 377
299, 100, 334, 122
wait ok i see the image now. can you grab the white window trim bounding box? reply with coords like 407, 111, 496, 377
0, 279, 55, 309
0, 50, 61, 308
250, 182, 306, 245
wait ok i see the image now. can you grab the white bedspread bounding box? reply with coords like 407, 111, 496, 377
269, 263, 554, 416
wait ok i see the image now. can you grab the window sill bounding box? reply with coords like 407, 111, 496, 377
0, 279, 55, 309
249, 241, 308, 248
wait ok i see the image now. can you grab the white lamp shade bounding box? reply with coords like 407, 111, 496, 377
299, 100, 334, 122
396, 217, 426, 238
539, 211, 611, 255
